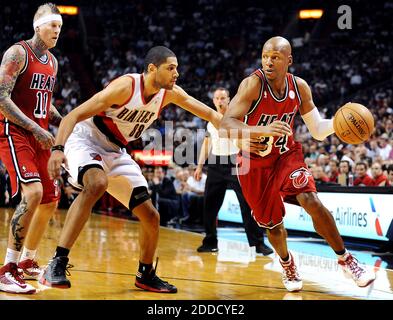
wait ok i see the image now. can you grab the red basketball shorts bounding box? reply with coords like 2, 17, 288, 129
237, 146, 316, 229
0, 121, 60, 204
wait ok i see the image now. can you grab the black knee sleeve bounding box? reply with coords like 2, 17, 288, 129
129, 186, 150, 210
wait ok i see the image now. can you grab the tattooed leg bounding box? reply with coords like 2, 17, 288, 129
10, 197, 28, 251
7, 182, 43, 251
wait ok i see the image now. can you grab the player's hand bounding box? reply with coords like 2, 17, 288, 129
48, 150, 68, 179
255, 120, 292, 137
194, 166, 203, 181
32, 127, 55, 150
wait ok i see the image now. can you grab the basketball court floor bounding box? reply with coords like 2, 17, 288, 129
0, 208, 392, 300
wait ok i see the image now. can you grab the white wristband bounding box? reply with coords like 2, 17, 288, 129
33, 14, 62, 29
301, 107, 334, 141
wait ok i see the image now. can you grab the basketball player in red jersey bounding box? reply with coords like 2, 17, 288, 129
41, 46, 290, 293
0, 3, 62, 294
221, 36, 376, 292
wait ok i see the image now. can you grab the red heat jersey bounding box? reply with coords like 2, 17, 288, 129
0, 41, 57, 130
242, 69, 302, 166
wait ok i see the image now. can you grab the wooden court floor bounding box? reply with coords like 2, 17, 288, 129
0, 208, 392, 300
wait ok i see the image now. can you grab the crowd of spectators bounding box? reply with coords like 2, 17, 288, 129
0, 1, 392, 217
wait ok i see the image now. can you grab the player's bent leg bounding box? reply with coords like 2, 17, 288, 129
297, 192, 375, 287
296, 192, 344, 251
266, 223, 288, 258
40, 168, 108, 289
266, 223, 303, 292
132, 199, 177, 293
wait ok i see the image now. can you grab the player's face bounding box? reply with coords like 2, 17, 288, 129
37, 20, 62, 49
262, 49, 291, 81
156, 57, 179, 90
212, 90, 230, 114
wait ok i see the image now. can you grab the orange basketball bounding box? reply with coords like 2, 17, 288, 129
333, 102, 374, 144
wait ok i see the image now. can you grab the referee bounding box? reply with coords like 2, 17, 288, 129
194, 87, 273, 255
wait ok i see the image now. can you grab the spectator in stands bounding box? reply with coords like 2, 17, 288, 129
310, 165, 330, 185
338, 160, 354, 186
377, 133, 392, 161
387, 165, 393, 187
371, 162, 388, 186
354, 162, 374, 186
327, 159, 339, 183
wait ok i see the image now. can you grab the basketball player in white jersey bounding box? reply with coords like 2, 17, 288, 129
41, 46, 291, 293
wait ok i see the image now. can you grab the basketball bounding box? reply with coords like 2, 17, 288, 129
333, 102, 374, 144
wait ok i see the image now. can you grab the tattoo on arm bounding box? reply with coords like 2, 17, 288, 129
0, 45, 38, 132
49, 104, 63, 126
11, 196, 28, 251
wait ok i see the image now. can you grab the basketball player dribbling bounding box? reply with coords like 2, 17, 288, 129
0, 3, 62, 294
220, 36, 376, 292
41, 46, 290, 293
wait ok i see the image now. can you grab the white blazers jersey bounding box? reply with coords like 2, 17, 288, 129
93, 73, 166, 147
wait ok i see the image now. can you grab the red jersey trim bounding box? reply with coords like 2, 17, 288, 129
16, 42, 29, 75
105, 74, 135, 109
292, 75, 302, 106
117, 75, 135, 108
261, 70, 289, 102
245, 69, 265, 118
140, 73, 162, 105
157, 89, 167, 118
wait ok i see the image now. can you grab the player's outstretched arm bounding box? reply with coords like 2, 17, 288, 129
166, 85, 222, 129
296, 76, 335, 141
48, 76, 132, 179
220, 75, 291, 139
53, 76, 133, 147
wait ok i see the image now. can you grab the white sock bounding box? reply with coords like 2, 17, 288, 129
4, 248, 20, 265
337, 249, 349, 261
19, 247, 37, 262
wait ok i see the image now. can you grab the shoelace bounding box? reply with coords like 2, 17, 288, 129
148, 257, 170, 285
345, 255, 364, 280
53, 260, 74, 277
283, 262, 300, 281
29, 260, 40, 270
8, 264, 25, 284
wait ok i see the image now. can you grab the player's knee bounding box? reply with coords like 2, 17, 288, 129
83, 176, 108, 199
268, 224, 286, 238
298, 192, 323, 212
23, 183, 43, 206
